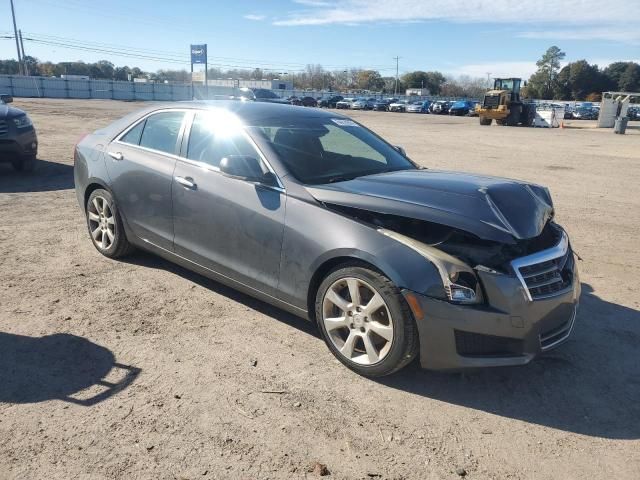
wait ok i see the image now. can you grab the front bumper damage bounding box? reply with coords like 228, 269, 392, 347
405, 235, 580, 371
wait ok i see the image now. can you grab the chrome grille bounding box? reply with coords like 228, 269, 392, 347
512, 231, 574, 301
0, 120, 8, 136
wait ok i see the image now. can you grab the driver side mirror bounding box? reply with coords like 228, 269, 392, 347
219, 155, 278, 187
394, 145, 406, 156
0, 94, 13, 103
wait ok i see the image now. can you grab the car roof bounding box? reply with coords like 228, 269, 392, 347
95, 100, 350, 138
165, 100, 345, 122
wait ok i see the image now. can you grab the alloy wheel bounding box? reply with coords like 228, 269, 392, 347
322, 277, 394, 365
87, 196, 115, 250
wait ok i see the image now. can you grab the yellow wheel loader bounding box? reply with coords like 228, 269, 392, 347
477, 78, 535, 126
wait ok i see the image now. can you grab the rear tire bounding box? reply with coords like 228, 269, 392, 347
86, 189, 135, 259
521, 105, 535, 127
315, 263, 419, 377
479, 116, 492, 126
506, 104, 521, 126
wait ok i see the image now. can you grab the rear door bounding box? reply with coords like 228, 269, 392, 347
172, 110, 286, 295
105, 110, 187, 250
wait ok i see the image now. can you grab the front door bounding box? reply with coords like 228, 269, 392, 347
172, 111, 286, 295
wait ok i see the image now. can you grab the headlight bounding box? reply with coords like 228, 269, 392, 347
379, 228, 483, 305
13, 115, 33, 129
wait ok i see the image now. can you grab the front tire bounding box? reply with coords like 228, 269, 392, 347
315, 264, 419, 377
86, 189, 135, 258
479, 116, 492, 125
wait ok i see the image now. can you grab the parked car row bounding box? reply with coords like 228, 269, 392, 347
328, 97, 481, 115
234, 88, 631, 122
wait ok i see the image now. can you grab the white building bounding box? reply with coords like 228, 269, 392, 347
206, 79, 293, 90
406, 88, 430, 96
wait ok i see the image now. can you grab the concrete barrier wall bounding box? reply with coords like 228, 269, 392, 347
0, 75, 195, 102
1, 75, 479, 103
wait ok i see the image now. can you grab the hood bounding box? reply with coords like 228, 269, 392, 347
0, 104, 26, 118
306, 170, 554, 244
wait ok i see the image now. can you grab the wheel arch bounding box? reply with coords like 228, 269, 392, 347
83, 180, 112, 212
305, 250, 405, 321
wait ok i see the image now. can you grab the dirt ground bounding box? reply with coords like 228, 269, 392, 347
1, 98, 639, 480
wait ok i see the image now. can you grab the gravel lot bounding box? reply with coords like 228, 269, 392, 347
1, 98, 639, 480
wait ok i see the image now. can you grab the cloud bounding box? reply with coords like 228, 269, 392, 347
244, 14, 266, 21
273, 0, 639, 44
519, 28, 640, 45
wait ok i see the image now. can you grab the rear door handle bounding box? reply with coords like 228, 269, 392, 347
175, 176, 197, 190
107, 151, 123, 161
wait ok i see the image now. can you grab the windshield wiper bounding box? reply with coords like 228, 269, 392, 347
326, 175, 358, 183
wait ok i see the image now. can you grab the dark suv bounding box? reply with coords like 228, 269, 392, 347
0, 94, 38, 171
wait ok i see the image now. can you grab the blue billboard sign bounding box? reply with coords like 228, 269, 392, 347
191, 44, 207, 65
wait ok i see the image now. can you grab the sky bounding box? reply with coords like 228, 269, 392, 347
1, 0, 639, 79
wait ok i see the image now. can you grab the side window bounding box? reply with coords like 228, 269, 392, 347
120, 120, 145, 145
187, 113, 263, 169
139, 111, 184, 154
319, 125, 385, 163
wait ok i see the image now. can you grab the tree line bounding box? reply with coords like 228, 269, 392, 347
0, 56, 487, 96
2, 50, 637, 100
524, 46, 640, 101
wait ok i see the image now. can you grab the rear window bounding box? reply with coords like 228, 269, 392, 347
138, 111, 184, 154
120, 120, 145, 145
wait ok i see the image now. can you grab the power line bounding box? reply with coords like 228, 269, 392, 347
1, 29, 399, 74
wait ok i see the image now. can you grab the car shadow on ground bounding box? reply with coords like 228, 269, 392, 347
0, 159, 74, 193
122, 251, 319, 339
377, 283, 640, 440
119, 251, 640, 440
0, 332, 140, 406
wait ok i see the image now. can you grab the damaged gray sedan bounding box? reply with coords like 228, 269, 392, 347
74, 102, 580, 376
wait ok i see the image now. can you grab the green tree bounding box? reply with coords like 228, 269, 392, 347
553, 60, 606, 100
356, 70, 384, 91
96, 60, 115, 79
402, 71, 446, 95
527, 46, 566, 99
553, 65, 572, 100
603, 62, 630, 89
619, 63, 640, 92
381, 76, 403, 94
114, 66, 131, 81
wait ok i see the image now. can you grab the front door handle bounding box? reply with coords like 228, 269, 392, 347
107, 151, 123, 161
175, 176, 197, 190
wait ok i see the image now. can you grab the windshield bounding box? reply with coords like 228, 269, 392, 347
248, 117, 416, 185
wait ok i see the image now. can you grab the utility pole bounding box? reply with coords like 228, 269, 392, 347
18, 29, 28, 76
10, 0, 23, 75
393, 56, 400, 96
